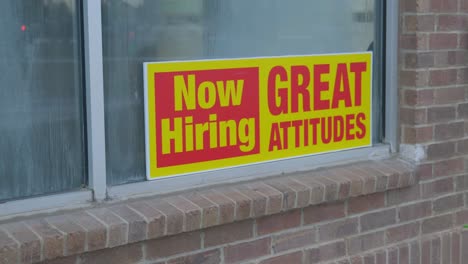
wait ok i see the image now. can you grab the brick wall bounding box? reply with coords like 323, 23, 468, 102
2, 1, 468, 264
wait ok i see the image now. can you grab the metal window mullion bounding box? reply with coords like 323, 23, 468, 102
385, 0, 399, 152
83, 0, 107, 201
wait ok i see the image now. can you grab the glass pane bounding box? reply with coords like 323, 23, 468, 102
0, 0, 85, 201
102, 0, 379, 185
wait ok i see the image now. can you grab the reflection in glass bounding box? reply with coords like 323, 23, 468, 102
0, 0, 85, 201
102, 0, 378, 185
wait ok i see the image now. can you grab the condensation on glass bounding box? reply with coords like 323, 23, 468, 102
102, 0, 380, 185
0, 0, 85, 201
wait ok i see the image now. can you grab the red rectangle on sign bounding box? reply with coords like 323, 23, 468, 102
154, 67, 260, 167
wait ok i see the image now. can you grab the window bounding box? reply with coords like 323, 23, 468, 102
102, 0, 384, 186
0, 0, 396, 215
0, 0, 85, 201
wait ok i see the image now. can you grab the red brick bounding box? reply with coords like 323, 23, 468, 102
69, 212, 108, 251
456, 174, 468, 191
434, 50, 458, 66
313, 176, 339, 201
434, 157, 465, 177
303, 202, 345, 224
399, 201, 432, 222
109, 205, 147, 243
434, 194, 464, 214
404, 15, 435, 32
410, 241, 421, 264
430, 69, 458, 86
457, 139, 468, 154
319, 241, 346, 260
215, 187, 252, 221
400, 107, 427, 125
224, 238, 270, 264
427, 142, 456, 160
146, 200, 183, 236
350, 256, 364, 264
417, 163, 433, 181
452, 232, 460, 264
309, 241, 346, 262
327, 172, 352, 200
127, 201, 165, 239
434, 87, 466, 104
336, 169, 365, 196
460, 34, 468, 49
86, 209, 126, 249
257, 209, 301, 235
442, 232, 451, 264
430, 0, 457, 12
401, 70, 430, 87
25, 219, 64, 260
200, 190, 236, 225
400, 34, 426, 50
44, 255, 78, 264
265, 180, 297, 210
204, 220, 253, 248
80, 243, 142, 264
459, 103, 468, 118
421, 177, 454, 198
386, 222, 420, 244
404, 52, 434, 69
165, 196, 202, 232
282, 177, 312, 208
167, 249, 221, 264
422, 238, 431, 264
399, 244, 410, 264
1, 222, 41, 263
456, 209, 468, 225
462, 0, 468, 11
318, 218, 358, 242
348, 167, 377, 194
457, 68, 468, 84
247, 183, 283, 215
291, 175, 325, 205
422, 214, 454, 234
387, 185, 420, 205
348, 192, 385, 215
438, 15, 467, 31
0, 229, 18, 264
272, 228, 316, 253
363, 254, 375, 264
360, 209, 397, 232
259, 251, 303, 264
347, 231, 385, 255
404, 126, 434, 144
388, 247, 399, 264
429, 33, 458, 50
432, 236, 442, 263
46, 215, 86, 256
235, 184, 268, 218
404, 89, 434, 106
376, 250, 387, 263
145, 231, 201, 259
435, 122, 465, 140
402, 0, 430, 12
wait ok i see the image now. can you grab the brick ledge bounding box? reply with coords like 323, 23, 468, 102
0, 158, 417, 263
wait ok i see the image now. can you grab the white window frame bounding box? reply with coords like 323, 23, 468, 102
0, 0, 399, 220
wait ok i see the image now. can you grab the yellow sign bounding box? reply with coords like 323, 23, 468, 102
144, 53, 372, 179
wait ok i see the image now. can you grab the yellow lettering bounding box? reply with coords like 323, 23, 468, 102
238, 118, 256, 152
174, 75, 196, 111
198, 81, 216, 109
217, 80, 244, 107
161, 117, 183, 154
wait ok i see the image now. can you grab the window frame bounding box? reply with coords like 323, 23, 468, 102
0, 0, 399, 219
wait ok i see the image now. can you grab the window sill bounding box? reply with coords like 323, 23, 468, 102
0, 158, 416, 263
